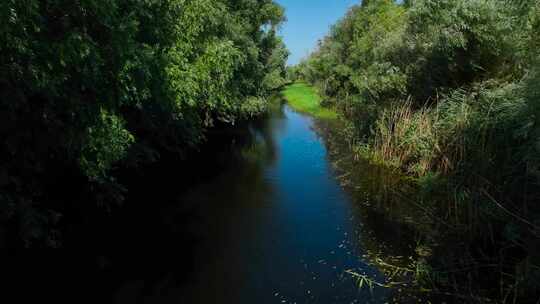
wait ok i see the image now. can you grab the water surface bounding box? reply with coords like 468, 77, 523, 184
148, 105, 390, 303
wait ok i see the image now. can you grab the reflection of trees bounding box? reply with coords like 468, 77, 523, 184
97, 104, 288, 304
153, 106, 288, 303
314, 114, 435, 235
313, 116, 434, 292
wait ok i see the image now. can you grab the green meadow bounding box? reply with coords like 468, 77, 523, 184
282, 82, 337, 120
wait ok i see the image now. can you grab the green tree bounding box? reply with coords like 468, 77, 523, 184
0, 0, 287, 247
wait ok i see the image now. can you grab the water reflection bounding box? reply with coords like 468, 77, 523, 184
113, 104, 393, 303
311, 118, 435, 302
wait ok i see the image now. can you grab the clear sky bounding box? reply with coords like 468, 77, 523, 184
275, 0, 361, 66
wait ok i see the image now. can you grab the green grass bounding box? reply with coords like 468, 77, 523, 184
282, 82, 338, 119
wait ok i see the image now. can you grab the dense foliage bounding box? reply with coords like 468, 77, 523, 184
299, 0, 540, 301
0, 0, 288, 247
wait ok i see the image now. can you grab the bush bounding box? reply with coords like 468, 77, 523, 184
299, 0, 540, 300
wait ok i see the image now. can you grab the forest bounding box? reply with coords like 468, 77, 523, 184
295, 0, 540, 301
0, 0, 288, 247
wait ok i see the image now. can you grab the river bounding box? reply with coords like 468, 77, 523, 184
111, 103, 415, 304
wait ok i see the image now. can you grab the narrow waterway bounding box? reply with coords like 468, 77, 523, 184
107, 103, 418, 304
160, 104, 390, 304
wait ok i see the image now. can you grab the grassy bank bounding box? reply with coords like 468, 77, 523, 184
282, 82, 337, 119
295, 0, 540, 301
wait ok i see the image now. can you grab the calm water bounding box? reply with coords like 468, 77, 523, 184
169, 105, 388, 303
112, 104, 400, 303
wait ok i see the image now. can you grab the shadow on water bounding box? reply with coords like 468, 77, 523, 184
311, 117, 458, 303
110, 101, 400, 304
13, 99, 427, 304
313, 119, 424, 255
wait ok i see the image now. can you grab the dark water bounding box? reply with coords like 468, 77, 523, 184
102, 103, 419, 304
130, 105, 391, 304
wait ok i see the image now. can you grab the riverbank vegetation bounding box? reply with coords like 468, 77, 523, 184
0, 0, 288, 247
296, 0, 540, 302
282, 82, 337, 119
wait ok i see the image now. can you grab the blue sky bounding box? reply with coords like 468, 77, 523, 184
275, 0, 361, 65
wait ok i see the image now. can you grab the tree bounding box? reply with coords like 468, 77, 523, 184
0, 0, 287, 247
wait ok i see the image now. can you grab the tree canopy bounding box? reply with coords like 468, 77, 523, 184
0, 0, 288, 246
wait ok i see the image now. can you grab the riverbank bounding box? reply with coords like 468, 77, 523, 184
297, 90, 540, 302
282, 82, 338, 120
292, 0, 540, 301
281, 78, 540, 302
